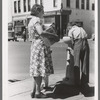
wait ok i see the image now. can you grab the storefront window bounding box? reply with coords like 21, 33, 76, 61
8, 23, 13, 31
14, 20, 25, 36
44, 16, 55, 24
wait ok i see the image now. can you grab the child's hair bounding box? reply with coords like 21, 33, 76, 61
30, 4, 43, 16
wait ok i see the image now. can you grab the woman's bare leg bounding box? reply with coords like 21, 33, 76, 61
43, 75, 49, 87
32, 77, 36, 93
34, 76, 42, 94
31, 77, 36, 98
41, 75, 49, 91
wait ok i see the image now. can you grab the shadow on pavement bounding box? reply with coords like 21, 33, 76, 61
46, 81, 94, 99
8, 79, 21, 83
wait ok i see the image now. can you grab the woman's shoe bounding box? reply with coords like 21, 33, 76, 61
35, 92, 47, 98
30, 92, 35, 98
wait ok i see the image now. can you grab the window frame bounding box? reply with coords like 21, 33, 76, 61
92, 3, 95, 10
81, 0, 85, 9
23, 0, 26, 12
14, 1, 17, 13
76, 0, 79, 9
28, 0, 31, 11
18, 0, 21, 13
86, 0, 89, 10
66, 0, 70, 8
53, 0, 57, 7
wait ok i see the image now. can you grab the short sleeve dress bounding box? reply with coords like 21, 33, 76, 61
28, 16, 54, 77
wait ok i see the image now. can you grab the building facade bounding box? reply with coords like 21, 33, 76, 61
62, 0, 95, 37
10, 0, 95, 38
8, 0, 13, 23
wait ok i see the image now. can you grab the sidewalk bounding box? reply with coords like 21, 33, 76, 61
8, 72, 94, 100
8, 40, 95, 100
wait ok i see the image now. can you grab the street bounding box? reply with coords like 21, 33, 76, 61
8, 40, 95, 84
8, 41, 68, 81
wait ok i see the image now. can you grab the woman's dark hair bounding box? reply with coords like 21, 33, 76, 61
30, 4, 43, 16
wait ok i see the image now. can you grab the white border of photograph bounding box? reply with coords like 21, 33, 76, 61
2, 0, 98, 100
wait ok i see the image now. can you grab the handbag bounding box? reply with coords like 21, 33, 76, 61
35, 24, 59, 47
41, 31, 59, 46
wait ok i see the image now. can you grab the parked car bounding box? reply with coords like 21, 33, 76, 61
8, 30, 17, 41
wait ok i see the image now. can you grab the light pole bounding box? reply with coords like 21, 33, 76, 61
60, 3, 63, 39
25, 15, 28, 41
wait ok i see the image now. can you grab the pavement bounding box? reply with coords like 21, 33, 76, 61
8, 72, 94, 100
8, 39, 95, 100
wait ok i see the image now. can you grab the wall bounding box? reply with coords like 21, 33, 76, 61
62, 0, 95, 38
69, 9, 94, 37
8, 0, 13, 23
44, 0, 61, 12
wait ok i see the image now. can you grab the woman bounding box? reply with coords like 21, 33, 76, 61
28, 4, 54, 98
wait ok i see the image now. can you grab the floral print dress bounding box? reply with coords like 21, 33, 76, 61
28, 16, 54, 77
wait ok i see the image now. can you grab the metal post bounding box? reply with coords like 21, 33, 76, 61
60, 14, 62, 39
60, 2, 63, 39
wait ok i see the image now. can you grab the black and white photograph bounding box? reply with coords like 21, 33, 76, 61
3, 0, 98, 100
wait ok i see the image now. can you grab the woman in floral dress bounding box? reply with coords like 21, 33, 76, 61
28, 4, 53, 98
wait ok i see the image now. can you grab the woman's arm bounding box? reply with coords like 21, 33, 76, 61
35, 22, 43, 35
